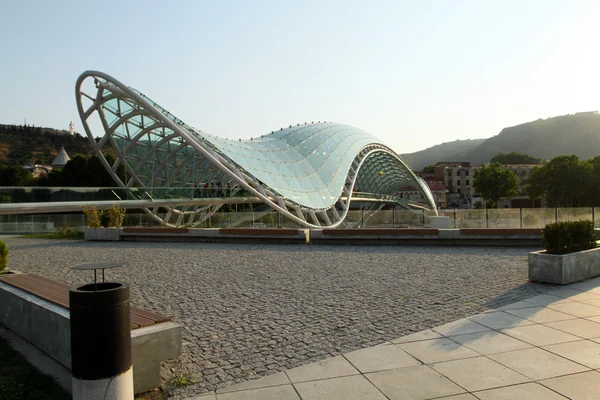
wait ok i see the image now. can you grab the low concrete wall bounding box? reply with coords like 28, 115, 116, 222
311, 228, 542, 246
98, 227, 310, 244
83, 227, 545, 246
0, 282, 181, 394
529, 247, 600, 284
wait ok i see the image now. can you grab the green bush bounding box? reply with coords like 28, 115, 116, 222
542, 221, 597, 255
0, 240, 8, 273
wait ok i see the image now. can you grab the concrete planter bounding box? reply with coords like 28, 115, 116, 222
84, 227, 121, 241
529, 246, 600, 284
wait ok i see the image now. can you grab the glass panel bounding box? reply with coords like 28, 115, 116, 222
487, 209, 521, 228
458, 209, 486, 228
521, 208, 556, 228
557, 208, 593, 223
363, 210, 393, 228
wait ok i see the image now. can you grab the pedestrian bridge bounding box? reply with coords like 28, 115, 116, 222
0, 187, 428, 216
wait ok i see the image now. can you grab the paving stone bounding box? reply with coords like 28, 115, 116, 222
505, 306, 577, 323
434, 395, 478, 400
501, 324, 581, 346
432, 318, 491, 336
216, 372, 289, 394
285, 356, 359, 383
365, 365, 465, 400
390, 329, 442, 344
432, 356, 530, 392
294, 375, 387, 400
344, 344, 420, 373
546, 302, 600, 318
523, 294, 573, 306
541, 371, 600, 400
397, 338, 479, 364
550, 289, 600, 301
546, 318, 600, 339
497, 301, 538, 311
489, 347, 589, 380
2, 238, 552, 397
544, 340, 600, 369
217, 384, 300, 400
467, 311, 535, 330
474, 382, 568, 400
450, 331, 532, 355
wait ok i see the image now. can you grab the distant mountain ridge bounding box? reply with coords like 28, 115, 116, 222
400, 112, 600, 171
400, 139, 486, 171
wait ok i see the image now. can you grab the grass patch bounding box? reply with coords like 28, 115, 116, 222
0, 335, 70, 400
20, 225, 84, 240
167, 372, 197, 389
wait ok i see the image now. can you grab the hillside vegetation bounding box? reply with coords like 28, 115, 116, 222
401, 112, 600, 170
400, 139, 486, 170
0, 124, 94, 165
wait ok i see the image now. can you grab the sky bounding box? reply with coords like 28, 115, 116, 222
1, 0, 599, 154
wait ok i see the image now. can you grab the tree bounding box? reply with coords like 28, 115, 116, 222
0, 164, 34, 186
422, 165, 435, 173
490, 152, 542, 165
473, 162, 519, 208
525, 155, 593, 207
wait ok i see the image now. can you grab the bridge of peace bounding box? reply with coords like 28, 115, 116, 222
2, 71, 600, 400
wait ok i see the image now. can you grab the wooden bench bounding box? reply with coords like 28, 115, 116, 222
460, 228, 541, 236
0, 273, 181, 394
0, 273, 171, 330
220, 228, 301, 236
122, 227, 190, 234
322, 228, 440, 236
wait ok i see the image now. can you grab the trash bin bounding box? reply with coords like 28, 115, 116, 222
70, 263, 133, 400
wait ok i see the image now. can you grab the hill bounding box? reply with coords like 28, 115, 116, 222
400, 112, 600, 170
399, 139, 486, 170
0, 124, 95, 165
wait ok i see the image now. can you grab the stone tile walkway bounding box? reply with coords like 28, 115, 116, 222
188, 276, 600, 399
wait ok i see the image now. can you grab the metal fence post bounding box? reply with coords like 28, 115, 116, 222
486, 208, 489, 228
555, 208, 558, 223
520, 208, 523, 228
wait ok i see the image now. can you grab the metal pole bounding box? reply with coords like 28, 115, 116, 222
520, 208, 523, 228
486, 208, 489, 228
555, 208, 558, 223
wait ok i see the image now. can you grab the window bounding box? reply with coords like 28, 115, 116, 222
458, 188, 461, 194
466, 170, 469, 176
447, 169, 453, 176
466, 180, 469, 185
457, 180, 460, 186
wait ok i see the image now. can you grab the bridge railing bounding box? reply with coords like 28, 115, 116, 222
0, 186, 250, 203
0, 207, 598, 233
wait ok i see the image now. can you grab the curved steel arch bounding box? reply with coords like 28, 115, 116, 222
75, 70, 436, 228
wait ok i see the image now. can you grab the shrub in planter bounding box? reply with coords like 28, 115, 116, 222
104, 205, 126, 228
0, 240, 8, 273
83, 205, 102, 228
542, 221, 597, 255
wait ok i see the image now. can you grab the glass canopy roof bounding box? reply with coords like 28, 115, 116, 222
76, 70, 436, 227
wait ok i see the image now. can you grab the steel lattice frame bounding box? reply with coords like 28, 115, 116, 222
75, 71, 437, 228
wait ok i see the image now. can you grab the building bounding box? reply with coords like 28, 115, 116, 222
397, 180, 447, 209
497, 164, 543, 208
441, 162, 542, 208
75, 71, 437, 228
51, 146, 70, 168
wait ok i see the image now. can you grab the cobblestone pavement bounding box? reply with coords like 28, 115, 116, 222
3, 238, 558, 397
